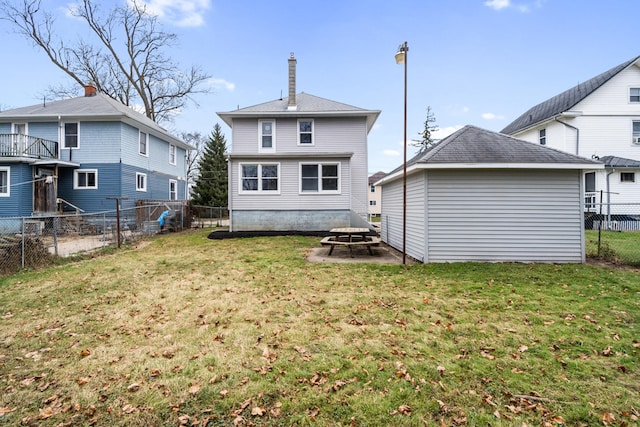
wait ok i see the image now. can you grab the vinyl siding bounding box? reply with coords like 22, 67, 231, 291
426, 169, 584, 263
229, 115, 369, 229
0, 164, 33, 216
58, 163, 122, 213
25, 122, 58, 142
380, 173, 426, 262
380, 177, 403, 251
57, 121, 121, 164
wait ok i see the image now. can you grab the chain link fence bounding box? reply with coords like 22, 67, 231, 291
584, 203, 640, 265
0, 203, 229, 276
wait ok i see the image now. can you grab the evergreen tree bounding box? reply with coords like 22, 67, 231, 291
191, 124, 228, 207
414, 106, 439, 150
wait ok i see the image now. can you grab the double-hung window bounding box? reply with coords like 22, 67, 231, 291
74, 169, 97, 189
63, 122, 79, 149
240, 163, 279, 193
136, 172, 147, 191
298, 119, 314, 145
0, 167, 9, 197
539, 128, 546, 145
633, 121, 640, 145
630, 88, 640, 103
169, 144, 176, 165
300, 162, 340, 193
259, 120, 275, 152
169, 179, 177, 200
139, 131, 148, 156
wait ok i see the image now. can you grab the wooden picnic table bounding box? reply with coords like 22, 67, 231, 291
321, 227, 380, 257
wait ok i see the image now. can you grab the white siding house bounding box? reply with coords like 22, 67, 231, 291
218, 54, 380, 232
501, 55, 640, 220
367, 171, 386, 218
376, 126, 603, 263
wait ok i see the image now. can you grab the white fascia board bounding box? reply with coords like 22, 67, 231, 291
376, 162, 604, 186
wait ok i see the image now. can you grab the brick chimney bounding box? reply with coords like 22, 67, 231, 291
287, 53, 297, 110
84, 82, 97, 97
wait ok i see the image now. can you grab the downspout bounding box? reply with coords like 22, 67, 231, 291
606, 168, 615, 227
554, 117, 579, 155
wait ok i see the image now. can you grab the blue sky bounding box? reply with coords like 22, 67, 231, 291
1, 0, 639, 174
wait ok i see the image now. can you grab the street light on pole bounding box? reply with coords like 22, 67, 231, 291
395, 41, 408, 265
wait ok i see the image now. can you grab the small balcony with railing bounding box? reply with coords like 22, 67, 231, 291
0, 134, 58, 160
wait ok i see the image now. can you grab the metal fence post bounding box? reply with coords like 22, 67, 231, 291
53, 216, 59, 257
21, 217, 25, 268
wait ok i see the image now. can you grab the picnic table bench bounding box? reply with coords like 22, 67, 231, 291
320, 227, 381, 257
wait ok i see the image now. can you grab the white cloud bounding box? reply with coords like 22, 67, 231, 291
433, 126, 463, 140
132, 0, 210, 27
481, 112, 504, 120
484, 0, 510, 10
383, 149, 400, 156
485, 0, 542, 12
208, 78, 235, 91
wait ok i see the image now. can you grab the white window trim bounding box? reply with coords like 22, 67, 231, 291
136, 172, 147, 192
299, 162, 341, 194
632, 120, 640, 145
62, 122, 80, 149
139, 131, 149, 157
258, 120, 276, 153
538, 128, 546, 146
74, 169, 98, 190
0, 166, 10, 197
620, 172, 635, 183
11, 123, 28, 134
169, 144, 176, 165
297, 119, 314, 146
169, 179, 178, 200
629, 87, 640, 103
239, 162, 281, 194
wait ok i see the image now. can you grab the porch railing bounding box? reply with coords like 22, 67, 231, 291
585, 191, 597, 212
0, 134, 58, 159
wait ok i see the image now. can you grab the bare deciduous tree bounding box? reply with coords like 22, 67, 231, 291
1, 0, 210, 124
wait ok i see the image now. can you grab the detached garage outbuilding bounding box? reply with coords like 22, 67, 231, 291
375, 125, 603, 263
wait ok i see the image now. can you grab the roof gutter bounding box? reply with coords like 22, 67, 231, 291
554, 115, 580, 156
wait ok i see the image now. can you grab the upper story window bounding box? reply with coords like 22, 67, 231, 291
169, 144, 176, 165
240, 163, 280, 193
139, 131, 148, 156
298, 119, 314, 145
74, 169, 97, 189
539, 128, 546, 145
0, 167, 9, 197
633, 121, 640, 145
630, 88, 640, 103
259, 120, 275, 152
370, 184, 375, 193
63, 122, 79, 149
136, 172, 147, 191
620, 172, 635, 183
300, 162, 340, 193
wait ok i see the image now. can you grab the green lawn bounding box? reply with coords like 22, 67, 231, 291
0, 231, 638, 426
586, 230, 640, 266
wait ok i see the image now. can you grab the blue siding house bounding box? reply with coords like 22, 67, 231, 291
0, 84, 191, 217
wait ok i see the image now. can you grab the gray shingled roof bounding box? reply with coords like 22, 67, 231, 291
501, 55, 640, 135
217, 92, 380, 132
599, 155, 640, 168
0, 93, 190, 149
383, 125, 602, 178
368, 171, 387, 185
